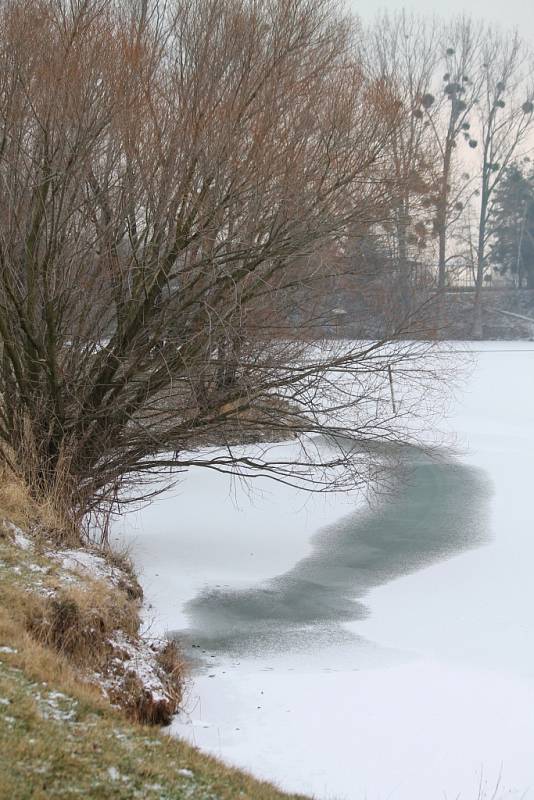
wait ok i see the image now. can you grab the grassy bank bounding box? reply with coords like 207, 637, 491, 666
0, 656, 309, 800
0, 481, 310, 800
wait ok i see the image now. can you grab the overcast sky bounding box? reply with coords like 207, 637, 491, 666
350, 0, 534, 36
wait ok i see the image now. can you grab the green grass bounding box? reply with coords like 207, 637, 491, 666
0, 656, 312, 800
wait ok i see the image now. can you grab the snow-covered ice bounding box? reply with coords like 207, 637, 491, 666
118, 341, 534, 800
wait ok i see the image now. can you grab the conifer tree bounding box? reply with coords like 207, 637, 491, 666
490, 163, 534, 288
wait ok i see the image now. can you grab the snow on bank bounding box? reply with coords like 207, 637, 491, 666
121, 342, 534, 799
3, 527, 179, 722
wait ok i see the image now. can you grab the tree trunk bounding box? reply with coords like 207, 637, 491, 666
435, 122, 455, 339
397, 200, 412, 321
437, 139, 453, 294
473, 159, 491, 339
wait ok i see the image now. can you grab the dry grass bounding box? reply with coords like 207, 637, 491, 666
0, 455, 80, 545
0, 584, 106, 712
0, 467, 36, 529
27, 580, 140, 667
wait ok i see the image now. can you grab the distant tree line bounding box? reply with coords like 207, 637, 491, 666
354, 12, 534, 336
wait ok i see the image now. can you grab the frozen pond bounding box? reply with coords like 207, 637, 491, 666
119, 342, 534, 800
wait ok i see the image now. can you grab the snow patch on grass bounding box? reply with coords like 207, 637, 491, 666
57, 549, 114, 580
36, 689, 79, 723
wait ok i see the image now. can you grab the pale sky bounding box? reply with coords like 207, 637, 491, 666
350, 0, 534, 37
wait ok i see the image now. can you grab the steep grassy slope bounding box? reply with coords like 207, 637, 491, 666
0, 501, 310, 800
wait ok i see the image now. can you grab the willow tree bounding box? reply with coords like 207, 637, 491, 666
0, 0, 444, 535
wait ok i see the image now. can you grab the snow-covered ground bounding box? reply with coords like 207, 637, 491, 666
117, 342, 534, 800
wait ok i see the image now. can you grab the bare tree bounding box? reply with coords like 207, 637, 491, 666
364, 12, 441, 317
364, 14, 487, 330
366, 14, 534, 339
419, 17, 487, 295
471, 29, 534, 337
0, 0, 447, 535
